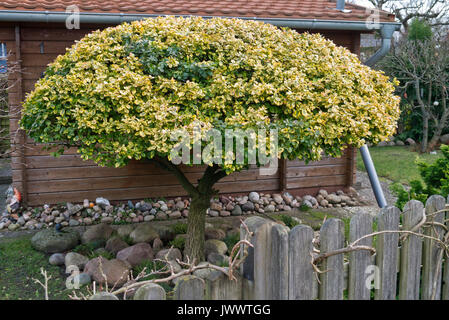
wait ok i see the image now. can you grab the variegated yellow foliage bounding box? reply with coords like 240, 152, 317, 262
20, 16, 400, 171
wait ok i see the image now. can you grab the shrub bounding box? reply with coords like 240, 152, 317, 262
171, 222, 188, 235
390, 144, 449, 209
169, 236, 186, 251
276, 214, 300, 228
20, 16, 400, 261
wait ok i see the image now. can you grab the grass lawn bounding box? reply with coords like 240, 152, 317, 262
356, 146, 442, 185
0, 235, 81, 300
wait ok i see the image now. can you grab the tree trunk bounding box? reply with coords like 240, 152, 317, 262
151, 158, 227, 263
421, 110, 429, 153
185, 193, 210, 262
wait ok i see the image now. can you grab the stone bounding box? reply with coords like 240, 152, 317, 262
81, 223, 114, 244
84, 257, 130, 287
248, 192, 260, 202
31, 228, 80, 253
273, 194, 283, 204
405, 138, 416, 145
241, 202, 255, 212
129, 224, 159, 244
65, 252, 89, 270
205, 228, 226, 240
152, 224, 176, 242
116, 243, 154, 267
156, 212, 168, 220
207, 252, 228, 266
327, 194, 342, 204
67, 204, 83, 216
282, 192, 294, 204
69, 219, 80, 227
101, 217, 113, 224
168, 210, 182, 219
320, 199, 329, 207
117, 224, 134, 238
95, 197, 111, 209
83, 218, 92, 225
89, 292, 119, 300
210, 202, 222, 211
318, 189, 328, 197
264, 204, 275, 213
396, 140, 405, 146
231, 205, 242, 216
83, 199, 90, 208
49, 253, 65, 266
204, 239, 228, 257
105, 237, 129, 255
209, 210, 219, 217
68, 273, 91, 287
144, 215, 154, 222
301, 200, 313, 209
219, 210, 231, 217
152, 237, 164, 253
155, 247, 182, 262
174, 275, 205, 300
134, 283, 166, 300
175, 201, 185, 210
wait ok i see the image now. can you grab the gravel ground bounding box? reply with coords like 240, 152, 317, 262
343, 170, 398, 217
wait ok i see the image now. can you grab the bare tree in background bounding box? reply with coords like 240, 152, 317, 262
0, 56, 19, 157
380, 35, 449, 152
349, 0, 449, 30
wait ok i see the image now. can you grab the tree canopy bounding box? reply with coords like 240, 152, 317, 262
20, 16, 400, 171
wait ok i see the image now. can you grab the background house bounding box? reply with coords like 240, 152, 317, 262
0, 0, 396, 205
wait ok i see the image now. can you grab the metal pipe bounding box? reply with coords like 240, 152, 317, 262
360, 23, 399, 208
359, 145, 387, 208
0, 10, 401, 31
336, 0, 346, 11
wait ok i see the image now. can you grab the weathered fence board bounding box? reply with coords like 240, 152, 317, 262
421, 195, 446, 300
399, 200, 424, 300
348, 212, 373, 300
319, 218, 345, 300
288, 225, 317, 300
270, 224, 289, 300
375, 206, 400, 300
442, 195, 449, 300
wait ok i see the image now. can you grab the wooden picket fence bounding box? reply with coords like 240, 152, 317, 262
236, 194, 449, 300
170, 195, 449, 300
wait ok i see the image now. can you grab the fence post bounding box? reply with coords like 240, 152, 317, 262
421, 195, 446, 300
399, 200, 424, 300
348, 212, 373, 300
173, 275, 205, 300
443, 196, 449, 300
288, 225, 317, 300
375, 206, 400, 300
319, 218, 345, 300
240, 216, 271, 299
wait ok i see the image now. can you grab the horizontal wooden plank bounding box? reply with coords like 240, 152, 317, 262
287, 156, 347, 167
26, 178, 279, 205
286, 174, 347, 189
20, 40, 75, 54
20, 28, 96, 41
287, 164, 347, 178
21, 53, 60, 68
0, 27, 16, 41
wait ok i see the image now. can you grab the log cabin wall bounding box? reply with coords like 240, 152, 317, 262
2, 22, 359, 206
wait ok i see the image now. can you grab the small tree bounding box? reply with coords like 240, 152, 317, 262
20, 17, 400, 261
381, 24, 449, 152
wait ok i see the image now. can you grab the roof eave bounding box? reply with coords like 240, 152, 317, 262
0, 10, 400, 32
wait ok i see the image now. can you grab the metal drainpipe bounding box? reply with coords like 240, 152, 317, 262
360, 23, 399, 208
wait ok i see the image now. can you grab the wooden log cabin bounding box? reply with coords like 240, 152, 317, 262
0, 1, 397, 206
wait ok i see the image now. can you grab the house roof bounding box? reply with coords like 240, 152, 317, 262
0, 0, 396, 23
